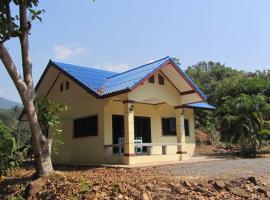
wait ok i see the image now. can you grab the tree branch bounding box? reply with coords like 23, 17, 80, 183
0, 43, 28, 97
5, 0, 12, 29
19, 0, 34, 98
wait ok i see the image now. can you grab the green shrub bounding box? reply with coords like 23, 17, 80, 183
0, 121, 28, 176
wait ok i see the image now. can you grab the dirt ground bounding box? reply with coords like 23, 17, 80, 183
1, 158, 270, 200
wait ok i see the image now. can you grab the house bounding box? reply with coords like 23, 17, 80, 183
29, 56, 215, 165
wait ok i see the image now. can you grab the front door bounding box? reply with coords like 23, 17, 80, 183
112, 115, 124, 154
112, 115, 151, 154
134, 116, 151, 152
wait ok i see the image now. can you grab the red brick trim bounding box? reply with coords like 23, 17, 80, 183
122, 100, 136, 104
176, 151, 187, 154
124, 153, 136, 157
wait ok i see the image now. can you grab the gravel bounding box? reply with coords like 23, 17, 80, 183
154, 158, 270, 182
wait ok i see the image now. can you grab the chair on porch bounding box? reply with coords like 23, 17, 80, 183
118, 137, 143, 155
134, 137, 143, 154
118, 137, 124, 156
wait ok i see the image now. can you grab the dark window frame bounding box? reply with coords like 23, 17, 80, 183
60, 82, 64, 92
158, 74, 165, 85
66, 81, 70, 90
148, 75, 155, 83
73, 115, 98, 138
184, 119, 190, 136
161, 117, 176, 136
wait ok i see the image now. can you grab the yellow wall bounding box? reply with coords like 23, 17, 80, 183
42, 67, 197, 165
129, 72, 182, 106
49, 73, 106, 164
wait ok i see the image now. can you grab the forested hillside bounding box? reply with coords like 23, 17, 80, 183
0, 106, 30, 147
0, 97, 21, 109
186, 61, 270, 155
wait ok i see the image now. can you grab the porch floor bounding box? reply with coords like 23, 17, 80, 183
98, 156, 227, 168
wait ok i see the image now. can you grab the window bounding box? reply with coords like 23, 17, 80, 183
60, 83, 64, 92
74, 115, 98, 138
66, 81, 69, 90
184, 119, 190, 136
148, 75, 155, 83
158, 74, 164, 85
162, 117, 176, 136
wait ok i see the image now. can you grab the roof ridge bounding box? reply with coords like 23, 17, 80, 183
50, 60, 118, 74
107, 56, 170, 79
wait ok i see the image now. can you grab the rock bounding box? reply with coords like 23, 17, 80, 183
257, 187, 270, 197
82, 192, 93, 199
157, 187, 172, 193
93, 186, 99, 191
197, 183, 204, 188
142, 192, 152, 200
24, 178, 46, 199
194, 185, 214, 197
145, 184, 153, 191
183, 180, 192, 189
207, 179, 214, 184
159, 194, 174, 200
214, 180, 226, 190
230, 187, 250, 199
118, 183, 125, 193
244, 184, 253, 192
247, 176, 257, 185
193, 186, 207, 193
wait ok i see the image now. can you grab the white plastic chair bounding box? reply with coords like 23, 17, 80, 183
118, 137, 124, 155
135, 137, 143, 154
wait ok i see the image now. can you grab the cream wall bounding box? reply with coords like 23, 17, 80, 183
48, 73, 107, 164
129, 71, 182, 106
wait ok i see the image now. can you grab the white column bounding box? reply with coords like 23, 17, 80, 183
175, 108, 188, 160
123, 101, 135, 157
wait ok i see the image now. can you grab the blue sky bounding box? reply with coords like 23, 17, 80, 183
1, 0, 270, 102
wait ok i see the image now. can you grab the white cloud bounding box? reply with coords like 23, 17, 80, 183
98, 62, 130, 72
53, 44, 86, 60
147, 59, 155, 63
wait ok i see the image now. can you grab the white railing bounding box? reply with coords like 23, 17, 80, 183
104, 142, 180, 156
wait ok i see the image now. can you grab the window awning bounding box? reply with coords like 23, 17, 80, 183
179, 102, 216, 110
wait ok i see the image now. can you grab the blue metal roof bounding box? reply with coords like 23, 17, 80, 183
184, 102, 216, 110
104, 56, 170, 94
50, 56, 207, 99
51, 61, 117, 94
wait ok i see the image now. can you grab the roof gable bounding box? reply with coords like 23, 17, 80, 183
38, 56, 207, 100
104, 56, 169, 95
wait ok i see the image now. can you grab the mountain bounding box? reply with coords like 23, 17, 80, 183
0, 97, 21, 109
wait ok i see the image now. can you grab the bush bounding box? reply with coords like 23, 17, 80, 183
0, 121, 28, 176
217, 94, 270, 157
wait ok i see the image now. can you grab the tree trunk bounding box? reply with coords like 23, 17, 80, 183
25, 99, 54, 176
33, 138, 53, 176
0, 43, 54, 176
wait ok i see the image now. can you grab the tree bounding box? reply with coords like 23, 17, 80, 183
0, 0, 53, 176
216, 94, 270, 157
185, 61, 242, 132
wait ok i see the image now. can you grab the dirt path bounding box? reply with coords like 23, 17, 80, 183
154, 158, 270, 184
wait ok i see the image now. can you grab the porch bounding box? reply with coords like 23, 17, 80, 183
103, 100, 190, 165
